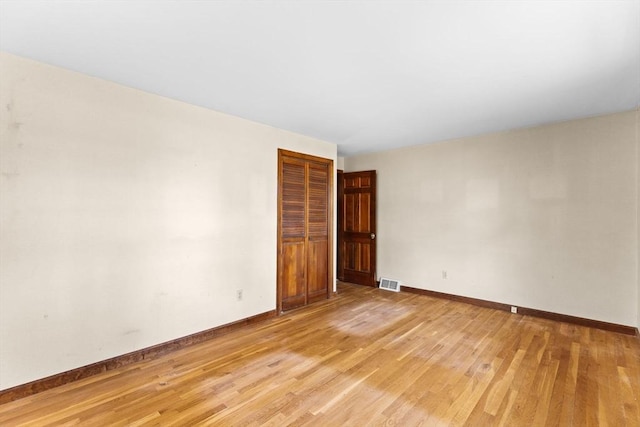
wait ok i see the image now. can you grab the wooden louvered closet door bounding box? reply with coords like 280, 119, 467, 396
278, 149, 333, 313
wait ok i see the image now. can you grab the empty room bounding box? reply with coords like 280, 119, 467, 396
1, 1, 639, 425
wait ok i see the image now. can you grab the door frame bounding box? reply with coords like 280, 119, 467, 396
277, 149, 334, 314
337, 170, 344, 281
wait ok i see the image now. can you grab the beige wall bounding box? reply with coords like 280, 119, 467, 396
0, 52, 336, 390
345, 110, 639, 328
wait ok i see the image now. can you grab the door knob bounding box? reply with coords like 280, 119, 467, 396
371, 233, 376, 240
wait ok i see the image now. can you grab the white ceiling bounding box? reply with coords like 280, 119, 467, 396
1, 1, 638, 156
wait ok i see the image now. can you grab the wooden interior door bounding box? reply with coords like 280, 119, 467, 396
306, 162, 331, 304
278, 149, 333, 312
280, 156, 307, 310
340, 170, 376, 287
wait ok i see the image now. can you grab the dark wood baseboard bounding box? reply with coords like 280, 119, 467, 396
401, 285, 639, 337
0, 310, 277, 404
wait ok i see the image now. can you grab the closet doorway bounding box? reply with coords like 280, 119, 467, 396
277, 149, 333, 312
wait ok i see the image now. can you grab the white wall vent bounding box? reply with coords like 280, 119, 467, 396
379, 278, 401, 292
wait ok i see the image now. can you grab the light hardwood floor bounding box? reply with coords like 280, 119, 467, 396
1, 282, 639, 426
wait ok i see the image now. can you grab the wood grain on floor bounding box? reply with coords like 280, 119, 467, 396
1, 282, 638, 426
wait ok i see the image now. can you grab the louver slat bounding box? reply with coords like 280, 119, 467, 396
308, 164, 328, 237
282, 161, 306, 238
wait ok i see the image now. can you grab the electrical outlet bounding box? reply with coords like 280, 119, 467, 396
442, 270, 448, 279
236, 289, 243, 301
511, 306, 518, 314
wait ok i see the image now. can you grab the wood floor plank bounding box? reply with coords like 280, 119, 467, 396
0, 282, 638, 426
